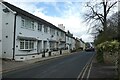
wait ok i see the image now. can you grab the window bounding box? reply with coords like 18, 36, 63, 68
25, 40, 29, 49
21, 18, 25, 27
53, 29, 55, 34
21, 17, 35, 30
29, 41, 34, 49
25, 19, 31, 29
20, 40, 24, 49
44, 25, 48, 33
57, 31, 59, 36
31, 21, 34, 30
61, 32, 64, 37
50, 28, 55, 35
38, 24, 42, 31
50, 28, 52, 34
20, 40, 34, 50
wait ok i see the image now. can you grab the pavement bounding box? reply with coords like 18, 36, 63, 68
88, 55, 118, 80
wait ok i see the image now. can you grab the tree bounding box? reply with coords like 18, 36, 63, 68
94, 11, 119, 45
84, 0, 118, 35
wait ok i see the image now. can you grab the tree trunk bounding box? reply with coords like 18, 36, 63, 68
103, 1, 107, 32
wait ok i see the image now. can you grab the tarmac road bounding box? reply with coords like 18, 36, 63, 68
3, 51, 95, 79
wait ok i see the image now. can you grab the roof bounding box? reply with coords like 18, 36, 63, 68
2, 2, 66, 33
79, 39, 85, 43
66, 34, 75, 39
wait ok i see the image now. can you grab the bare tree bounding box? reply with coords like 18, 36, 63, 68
84, 0, 118, 34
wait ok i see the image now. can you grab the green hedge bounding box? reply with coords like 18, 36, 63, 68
96, 40, 120, 63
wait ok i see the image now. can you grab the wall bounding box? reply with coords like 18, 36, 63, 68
2, 4, 15, 59
0, 3, 2, 58
71, 38, 76, 50
15, 15, 60, 58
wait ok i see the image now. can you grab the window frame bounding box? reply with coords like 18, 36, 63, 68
21, 18, 25, 27
44, 25, 48, 33
31, 21, 34, 30
20, 40, 24, 49
38, 23, 42, 31
19, 40, 34, 50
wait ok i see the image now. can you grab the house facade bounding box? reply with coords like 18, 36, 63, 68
66, 31, 76, 52
79, 39, 85, 50
0, 4, 2, 58
0, 2, 82, 61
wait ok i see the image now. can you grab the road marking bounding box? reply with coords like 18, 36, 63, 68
77, 60, 90, 80
81, 63, 89, 78
86, 60, 93, 79
77, 53, 95, 80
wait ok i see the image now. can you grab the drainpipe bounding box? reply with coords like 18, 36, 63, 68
12, 13, 17, 60
65, 33, 66, 49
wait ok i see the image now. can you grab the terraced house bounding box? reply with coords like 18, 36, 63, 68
0, 2, 84, 61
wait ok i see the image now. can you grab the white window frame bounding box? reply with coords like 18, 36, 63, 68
38, 23, 42, 31
57, 31, 59, 36
21, 18, 25, 27
20, 40, 34, 50
44, 26, 48, 33
31, 21, 34, 30
20, 40, 24, 49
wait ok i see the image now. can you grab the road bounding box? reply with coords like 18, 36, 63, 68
3, 51, 95, 78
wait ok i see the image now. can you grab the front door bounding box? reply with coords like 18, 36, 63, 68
37, 40, 42, 53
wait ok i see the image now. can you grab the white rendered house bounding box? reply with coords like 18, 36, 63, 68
0, 2, 68, 61
66, 31, 76, 52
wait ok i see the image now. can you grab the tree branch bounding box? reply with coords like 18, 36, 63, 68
86, 4, 104, 26
106, 1, 117, 15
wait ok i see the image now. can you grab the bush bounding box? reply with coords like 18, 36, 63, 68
96, 40, 120, 63
96, 40, 120, 53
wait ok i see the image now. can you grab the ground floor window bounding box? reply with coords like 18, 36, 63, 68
20, 40, 24, 49
20, 40, 34, 50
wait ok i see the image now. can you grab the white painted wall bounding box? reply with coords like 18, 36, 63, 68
2, 4, 15, 59
71, 38, 76, 50
0, 3, 2, 58
80, 41, 85, 50
15, 15, 66, 56
66, 36, 72, 51
1, 3, 75, 61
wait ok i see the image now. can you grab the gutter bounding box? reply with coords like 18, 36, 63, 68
12, 13, 17, 60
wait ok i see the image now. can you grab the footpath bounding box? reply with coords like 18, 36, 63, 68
79, 53, 118, 80
88, 55, 118, 80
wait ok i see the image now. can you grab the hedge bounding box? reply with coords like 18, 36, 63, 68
96, 40, 120, 63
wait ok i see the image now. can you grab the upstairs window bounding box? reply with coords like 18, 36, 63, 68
44, 25, 48, 33
21, 18, 25, 27
50, 28, 55, 35
21, 17, 35, 30
50, 28, 52, 34
57, 31, 59, 36
31, 21, 34, 30
38, 24, 42, 31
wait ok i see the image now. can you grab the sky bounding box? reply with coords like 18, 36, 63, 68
3, 0, 101, 42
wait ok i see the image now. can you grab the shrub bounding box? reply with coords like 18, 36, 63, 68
96, 40, 120, 63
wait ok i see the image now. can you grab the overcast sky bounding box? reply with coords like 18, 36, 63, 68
3, 0, 102, 42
